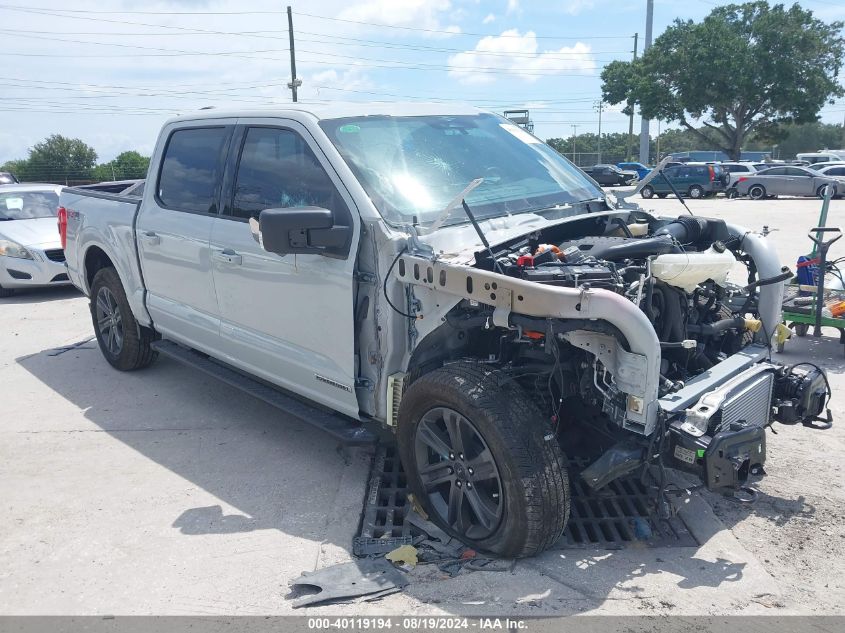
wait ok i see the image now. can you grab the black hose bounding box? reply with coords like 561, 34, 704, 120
383, 246, 417, 319
743, 266, 792, 292
687, 316, 746, 336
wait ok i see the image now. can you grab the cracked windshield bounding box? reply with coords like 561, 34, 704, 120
320, 113, 602, 227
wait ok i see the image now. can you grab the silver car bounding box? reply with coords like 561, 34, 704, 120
734, 165, 839, 199
0, 184, 70, 297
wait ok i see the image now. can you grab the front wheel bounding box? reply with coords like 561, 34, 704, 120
688, 184, 704, 199
641, 185, 655, 199
90, 267, 158, 371
397, 363, 570, 558
818, 184, 836, 199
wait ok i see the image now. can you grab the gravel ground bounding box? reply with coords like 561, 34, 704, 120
0, 192, 843, 616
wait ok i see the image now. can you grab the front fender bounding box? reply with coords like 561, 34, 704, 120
394, 254, 661, 434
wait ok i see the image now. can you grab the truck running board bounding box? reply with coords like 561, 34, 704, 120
150, 340, 376, 445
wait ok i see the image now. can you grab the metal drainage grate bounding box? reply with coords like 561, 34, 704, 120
558, 457, 696, 549
354, 444, 697, 554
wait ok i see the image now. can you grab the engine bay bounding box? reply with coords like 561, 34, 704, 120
472, 212, 764, 386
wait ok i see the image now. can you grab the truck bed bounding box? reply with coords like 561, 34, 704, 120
60, 187, 150, 327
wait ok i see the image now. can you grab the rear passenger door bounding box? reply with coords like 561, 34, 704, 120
209, 120, 360, 417
136, 122, 235, 354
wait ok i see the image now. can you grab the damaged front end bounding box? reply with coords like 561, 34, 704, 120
395, 208, 832, 500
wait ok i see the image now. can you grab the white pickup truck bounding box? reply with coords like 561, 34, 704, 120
59, 103, 830, 557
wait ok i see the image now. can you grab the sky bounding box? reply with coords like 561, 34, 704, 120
1, 0, 845, 164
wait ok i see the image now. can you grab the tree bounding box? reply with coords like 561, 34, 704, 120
601, 2, 845, 160
744, 121, 845, 157
13, 134, 98, 183
93, 151, 150, 181
546, 132, 634, 165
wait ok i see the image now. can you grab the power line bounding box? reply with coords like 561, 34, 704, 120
0, 4, 635, 40
294, 11, 633, 39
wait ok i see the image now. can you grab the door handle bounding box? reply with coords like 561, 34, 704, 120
213, 249, 242, 265
140, 231, 160, 246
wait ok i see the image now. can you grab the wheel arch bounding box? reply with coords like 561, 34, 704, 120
80, 241, 153, 328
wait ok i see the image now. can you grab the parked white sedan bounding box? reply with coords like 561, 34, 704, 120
0, 184, 69, 297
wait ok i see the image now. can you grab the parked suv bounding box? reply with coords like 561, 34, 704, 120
580, 164, 638, 186
640, 163, 728, 199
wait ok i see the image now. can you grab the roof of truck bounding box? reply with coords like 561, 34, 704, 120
168, 101, 484, 124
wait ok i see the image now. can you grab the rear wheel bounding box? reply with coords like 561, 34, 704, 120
397, 363, 569, 558
688, 184, 704, 199
641, 185, 655, 199
748, 184, 767, 200
90, 267, 158, 371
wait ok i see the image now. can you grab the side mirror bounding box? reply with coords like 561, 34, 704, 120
250, 206, 351, 258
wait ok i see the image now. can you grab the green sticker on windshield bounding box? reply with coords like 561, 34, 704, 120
339, 124, 360, 133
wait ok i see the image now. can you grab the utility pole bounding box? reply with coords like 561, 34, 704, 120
638, 0, 654, 164
656, 119, 661, 162
571, 124, 579, 164
627, 33, 638, 162
286, 6, 301, 102
594, 100, 605, 164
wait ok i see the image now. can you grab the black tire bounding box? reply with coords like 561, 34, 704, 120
657, 193, 668, 198
817, 184, 836, 199
641, 185, 655, 199
748, 184, 766, 200
688, 184, 704, 199
0, 284, 13, 298
397, 363, 569, 558
90, 267, 158, 371
726, 188, 738, 199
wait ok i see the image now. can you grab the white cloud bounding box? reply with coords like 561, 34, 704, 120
563, 0, 594, 15
339, 0, 459, 32
482, 13, 496, 24
447, 30, 596, 85
506, 0, 520, 15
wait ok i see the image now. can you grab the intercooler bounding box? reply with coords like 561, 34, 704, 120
717, 371, 774, 432
673, 360, 777, 437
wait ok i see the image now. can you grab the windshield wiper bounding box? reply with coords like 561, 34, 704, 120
427, 177, 485, 233
461, 199, 504, 275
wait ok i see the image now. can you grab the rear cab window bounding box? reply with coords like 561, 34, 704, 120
157, 126, 232, 214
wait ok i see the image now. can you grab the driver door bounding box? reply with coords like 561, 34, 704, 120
209, 120, 361, 417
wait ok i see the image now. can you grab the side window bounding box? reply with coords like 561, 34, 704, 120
764, 167, 786, 176
830, 168, 845, 176
158, 127, 230, 213
231, 127, 348, 221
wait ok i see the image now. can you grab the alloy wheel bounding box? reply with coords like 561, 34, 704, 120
414, 406, 504, 540
95, 286, 124, 356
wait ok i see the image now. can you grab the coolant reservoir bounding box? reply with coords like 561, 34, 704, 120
651, 244, 736, 292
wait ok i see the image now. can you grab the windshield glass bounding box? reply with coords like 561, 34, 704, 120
319, 113, 602, 227
0, 191, 59, 220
